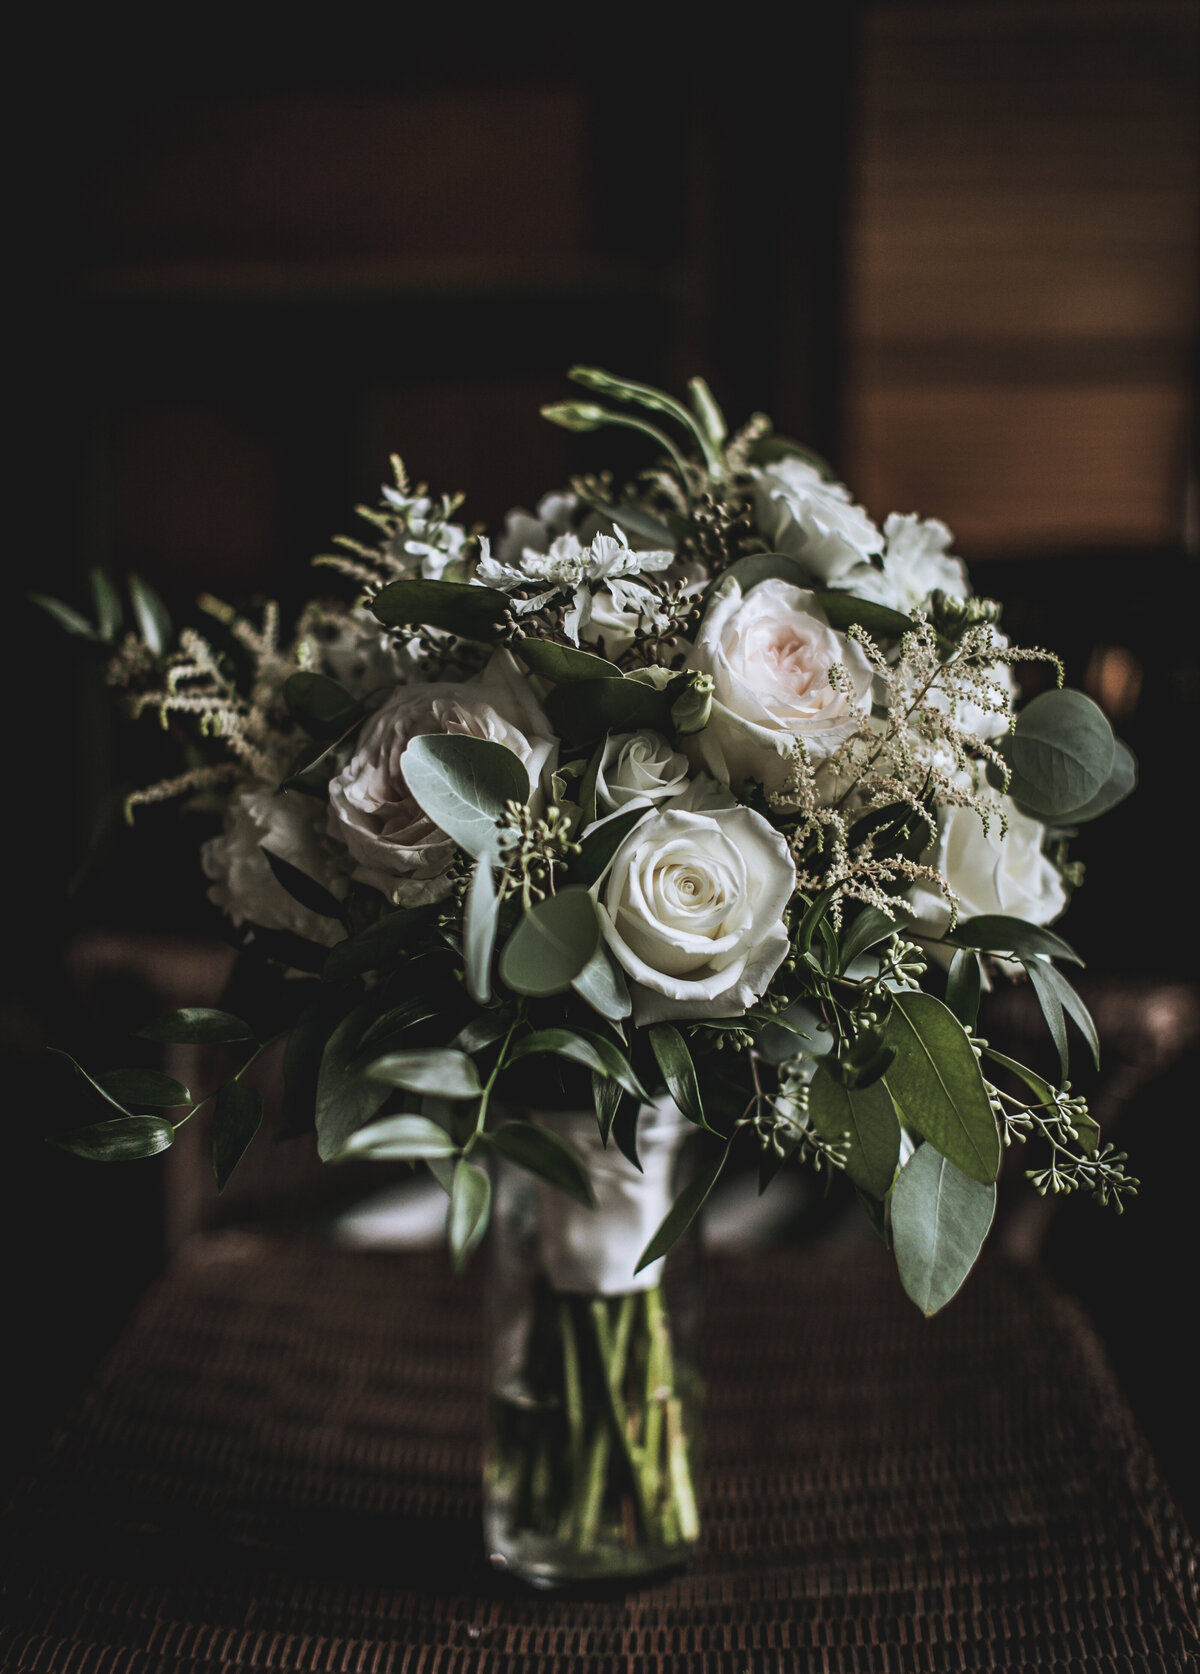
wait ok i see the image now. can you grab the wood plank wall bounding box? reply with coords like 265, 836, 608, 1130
843, 0, 1198, 556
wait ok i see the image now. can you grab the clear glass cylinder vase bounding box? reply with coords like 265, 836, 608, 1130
484, 1098, 703, 1587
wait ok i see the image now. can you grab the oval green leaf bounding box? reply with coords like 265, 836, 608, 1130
1008, 688, 1115, 818
944, 949, 982, 1031
499, 889, 600, 997
883, 992, 1001, 1184
336, 1113, 459, 1162
807, 1062, 900, 1198
635, 1139, 729, 1274
50, 1114, 174, 1162
891, 1144, 997, 1316
648, 1023, 709, 1129
322, 903, 439, 982
262, 848, 346, 921
282, 672, 363, 739
134, 1008, 257, 1045
571, 940, 633, 1020
815, 591, 912, 640
366, 1048, 482, 1099
948, 914, 1082, 967
370, 578, 508, 638
517, 640, 621, 683
402, 732, 531, 861
464, 858, 500, 1005
570, 807, 650, 888
448, 1158, 492, 1270
94, 1069, 192, 1108
211, 1081, 263, 1192
545, 677, 670, 746
486, 1121, 595, 1207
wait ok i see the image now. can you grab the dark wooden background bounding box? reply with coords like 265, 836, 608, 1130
6, 3, 1198, 1525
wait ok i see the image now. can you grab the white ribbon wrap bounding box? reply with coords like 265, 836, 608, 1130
532, 1097, 688, 1294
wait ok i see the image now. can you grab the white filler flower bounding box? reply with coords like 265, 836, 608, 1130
202, 783, 349, 947
592, 804, 795, 1024
834, 513, 969, 615
750, 457, 883, 583
686, 579, 874, 798
476, 525, 674, 645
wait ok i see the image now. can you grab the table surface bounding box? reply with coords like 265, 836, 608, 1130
1, 1231, 1196, 1673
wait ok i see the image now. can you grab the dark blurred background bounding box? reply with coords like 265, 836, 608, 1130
6, 4, 1198, 1521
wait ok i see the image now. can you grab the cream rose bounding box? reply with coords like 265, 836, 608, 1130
596, 730, 691, 813
591, 804, 795, 1024
327, 649, 557, 901
202, 783, 349, 947
685, 579, 874, 798
906, 795, 1068, 942
750, 457, 883, 583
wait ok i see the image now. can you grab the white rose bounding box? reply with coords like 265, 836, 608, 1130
750, 458, 883, 583
832, 513, 968, 616
202, 783, 349, 947
685, 579, 874, 798
596, 730, 691, 813
906, 795, 1068, 941
326, 649, 557, 900
591, 804, 796, 1024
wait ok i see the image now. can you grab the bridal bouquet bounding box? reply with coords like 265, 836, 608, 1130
43, 368, 1136, 1580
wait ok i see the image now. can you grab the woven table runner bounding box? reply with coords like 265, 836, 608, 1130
1, 1231, 1196, 1672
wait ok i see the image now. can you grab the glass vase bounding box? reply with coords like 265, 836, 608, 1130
484, 1097, 703, 1587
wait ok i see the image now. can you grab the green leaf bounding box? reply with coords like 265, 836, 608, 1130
948, 914, 1082, 967
945, 949, 982, 1031
1025, 957, 1100, 1076
370, 578, 508, 638
795, 886, 838, 955
211, 1081, 263, 1191
611, 1096, 642, 1171
517, 640, 621, 683
499, 889, 600, 997
315, 997, 394, 1160
891, 1145, 996, 1316
703, 553, 811, 609
981, 1045, 1058, 1104
134, 1008, 256, 1045
366, 1048, 482, 1099
545, 677, 670, 746
261, 848, 345, 920
635, 1140, 729, 1273
592, 1072, 624, 1142
464, 859, 499, 1005
89, 569, 123, 640
1007, 688, 1115, 819
402, 732, 530, 861
448, 1158, 492, 1270
749, 434, 837, 478
648, 1023, 709, 1130
128, 574, 172, 654
1051, 738, 1136, 825
452, 1013, 509, 1054
335, 1113, 459, 1161
485, 1121, 596, 1207
570, 807, 649, 888
883, 992, 1001, 1184
282, 672, 363, 740
687, 375, 727, 447
807, 1063, 900, 1197
50, 1114, 174, 1162
838, 907, 899, 974
321, 903, 439, 982
94, 1069, 191, 1108
279, 734, 348, 797
508, 1028, 646, 1100
571, 940, 633, 1020
815, 591, 912, 640
29, 592, 99, 639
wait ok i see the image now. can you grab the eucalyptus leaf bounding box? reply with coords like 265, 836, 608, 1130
838, 907, 899, 974
282, 672, 363, 739
945, 949, 982, 1031
611, 1097, 642, 1171
448, 1158, 492, 1270
321, 903, 439, 982
517, 640, 620, 682
314, 996, 396, 1160
134, 1008, 256, 1045
1049, 738, 1136, 825
95, 1069, 191, 1108
485, 1121, 596, 1207
635, 1140, 729, 1273
370, 578, 508, 638
89, 568, 123, 640
211, 1081, 263, 1192
464, 859, 499, 1005
29, 592, 99, 639
403, 732, 530, 861
648, 1024, 710, 1130
592, 1072, 624, 1142
262, 848, 346, 921
948, 915, 1083, 967
883, 992, 1001, 1184
891, 1145, 997, 1316
1027, 958, 1099, 1071
571, 939, 632, 1020
570, 807, 649, 888
815, 591, 912, 640
336, 1113, 459, 1162
50, 1114, 174, 1162
508, 1028, 645, 1100
1007, 688, 1115, 819
703, 554, 810, 609
128, 575, 172, 654
366, 1048, 482, 1099
545, 677, 670, 745
807, 1062, 900, 1197
499, 889, 600, 996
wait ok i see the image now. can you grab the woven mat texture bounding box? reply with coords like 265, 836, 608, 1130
1, 1231, 1196, 1673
